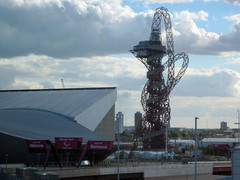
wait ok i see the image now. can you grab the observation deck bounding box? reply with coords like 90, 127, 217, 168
132, 40, 166, 61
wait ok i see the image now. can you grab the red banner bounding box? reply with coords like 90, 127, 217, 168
87, 141, 113, 150
233, 142, 240, 147
27, 140, 47, 149
55, 137, 82, 150
212, 144, 229, 151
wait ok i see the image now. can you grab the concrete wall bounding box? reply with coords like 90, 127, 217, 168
145, 174, 226, 180
58, 163, 213, 179
94, 105, 115, 141
143, 164, 212, 179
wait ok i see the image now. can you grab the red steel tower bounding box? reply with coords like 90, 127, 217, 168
130, 7, 189, 149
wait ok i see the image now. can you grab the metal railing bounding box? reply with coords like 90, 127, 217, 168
0, 168, 22, 180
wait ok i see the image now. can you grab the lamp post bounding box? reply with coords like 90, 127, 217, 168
195, 117, 199, 180
5, 154, 8, 169
164, 123, 168, 157
235, 110, 240, 142
117, 115, 120, 180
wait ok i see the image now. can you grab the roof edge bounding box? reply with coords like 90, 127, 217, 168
0, 87, 117, 92
0, 131, 33, 140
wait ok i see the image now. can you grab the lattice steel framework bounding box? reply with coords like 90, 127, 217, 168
130, 7, 189, 149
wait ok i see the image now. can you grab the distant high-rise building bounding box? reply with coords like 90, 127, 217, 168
116, 112, 124, 133
220, 121, 227, 130
135, 111, 142, 129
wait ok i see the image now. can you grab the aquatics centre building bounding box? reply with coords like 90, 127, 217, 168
0, 87, 117, 166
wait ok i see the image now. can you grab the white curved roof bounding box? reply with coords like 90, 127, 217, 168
170, 139, 195, 145
0, 87, 117, 131
201, 138, 239, 143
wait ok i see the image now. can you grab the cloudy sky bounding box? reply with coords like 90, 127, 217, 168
0, 0, 240, 129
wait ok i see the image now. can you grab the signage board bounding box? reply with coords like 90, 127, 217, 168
27, 140, 47, 149
87, 141, 113, 150
55, 137, 82, 150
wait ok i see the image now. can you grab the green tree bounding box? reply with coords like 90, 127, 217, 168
169, 130, 181, 139
186, 144, 194, 151
119, 151, 125, 159
181, 130, 189, 138
128, 151, 134, 159
201, 145, 214, 155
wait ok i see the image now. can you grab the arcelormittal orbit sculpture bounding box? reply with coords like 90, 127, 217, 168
130, 7, 189, 149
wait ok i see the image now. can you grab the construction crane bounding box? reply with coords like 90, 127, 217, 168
130, 7, 189, 149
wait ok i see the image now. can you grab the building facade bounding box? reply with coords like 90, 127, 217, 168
116, 112, 124, 133
135, 111, 142, 129
220, 121, 228, 130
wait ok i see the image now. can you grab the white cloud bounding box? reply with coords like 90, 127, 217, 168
172, 68, 240, 97
173, 10, 221, 54
0, 1, 239, 58
13, 80, 45, 89
0, 0, 62, 7
0, 54, 147, 90
227, 57, 240, 65
162, 66, 240, 128
144, 0, 194, 5
218, 14, 240, 52
171, 96, 240, 128
172, 10, 240, 55
224, 14, 240, 26
174, 10, 199, 21
170, 67, 240, 128
224, 0, 240, 5
198, 10, 208, 21
204, 0, 240, 5
0, 0, 152, 58
0, 66, 17, 89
